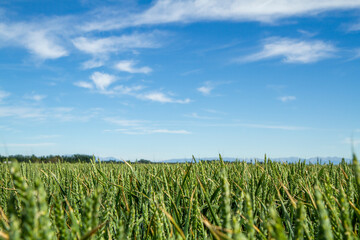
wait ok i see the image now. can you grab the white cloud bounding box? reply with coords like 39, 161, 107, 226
74, 81, 94, 89
72, 32, 161, 55
140, 92, 191, 104
350, 49, 360, 60
24, 93, 47, 101
0, 105, 97, 123
243, 37, 336, 63
115, 60, 152, 74
105, 128, 191, 135
278, 96, 296, 102
0, 22, 68, 59
82, 58, 105, 69
204, 108, 227, 115
197, 86, 213, 95
25, 31, 68, 59
83, 0, 360, 31
185, 112, 218, 120
0, 90, 10, 102
104, 117, 191, 134
238, 123, 307, 130
74, 76, 188, 104
297, 29, 317, 37
113, 85, 145, 95
90, 72, 117, 90
0, 106, 45, 119
348, 22, 360, 31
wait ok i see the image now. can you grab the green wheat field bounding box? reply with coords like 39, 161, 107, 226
0, 155, 359, 239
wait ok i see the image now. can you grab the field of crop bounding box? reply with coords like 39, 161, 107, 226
0, 155, 359, 239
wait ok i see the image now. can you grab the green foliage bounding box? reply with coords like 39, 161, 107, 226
0, 155, 359, 239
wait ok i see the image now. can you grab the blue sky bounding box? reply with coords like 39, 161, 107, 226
0, 0, 360, 161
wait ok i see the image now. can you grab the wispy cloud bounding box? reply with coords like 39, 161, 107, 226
112, 85, 145, 95
74, 77, 189, 104
0, 90, 10, 102
105, 128, 191, 135
238, 123, 307, 130
0, 21, 68, 59
243, 37, 336, 63
200, 122, 308, 130
139, 92, 191, 104
1, 0, 359, 62
184, 112, 218, 120
0, 105, 96, 122
72, 32, 162, 55
181, 69, 202, 76
104, 117, 191, 135
83, 0, 360, 31
82, 58, 105, 69
348, 21, 360, 31
278, 96, 296, 102
115, 60, 152, 74
150, 129, 190, 134
297, 29, 317, 37
197, 81, 230, 96
348, 48, 360, 61
90, 72, 117, 90
197, 85, 213, 95
204, 109, 227, 115
24, 93, 47, 101
74, 81, 94, 89
0, 106, 45, 119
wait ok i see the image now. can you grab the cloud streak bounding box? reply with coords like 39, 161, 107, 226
243, 37, 336, 63
115, 60, 152, 74
74, 81, 94, 89
74, 73, 190, 104
348, 22, 360, 31
278, 96, 296, 102
105, 128, 191, 135
72, 32, 162, 55
83, 0, 360, 31
24, 93, 47, 102
104, 117, 191, 135
139, 92, 191, 104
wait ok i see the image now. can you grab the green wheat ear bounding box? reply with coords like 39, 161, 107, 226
53, 196, 69, 240
338, 185, 354, 240
294, 202, 307, 240
315, 185, 334, 240
267, 206, 287, 240
220, 164, 231, 236
244, 192, 255, 240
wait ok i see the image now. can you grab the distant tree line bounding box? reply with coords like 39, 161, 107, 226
0, 154, 155, 164
0, 154, 94, 163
